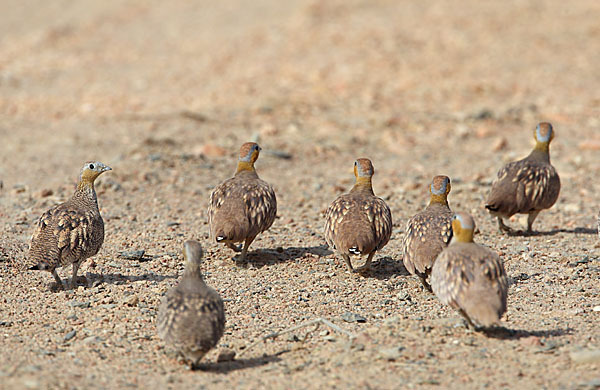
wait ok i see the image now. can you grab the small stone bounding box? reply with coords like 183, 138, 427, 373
216, 348, 236, 362
570, 349, 600, 364
68, 301, 91, 309
40, 189, 53, 197
492, 137, 507, 151
341, 312, 366, 323
378, 346, 404, 361
520, 336, 542, 347
286, 334, 300, 342
83, 336, 101, 344
118, 250, 146, 261
63, 330, 76, 342
123, 295, 139, 306
593, 306, 600, 312
196, 143, 227, 158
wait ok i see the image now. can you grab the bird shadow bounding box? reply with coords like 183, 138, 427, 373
480, 326, 574, 340
237, 245, 333, 268
84, 272, 177, 287
360, 256, 410, 280
507, 227, 597, 237
194, 351, 285, 373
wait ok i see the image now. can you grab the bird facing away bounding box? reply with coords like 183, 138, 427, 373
324, 158, 392, 273
208, 142, 277, 262
485, 122, 560, 234
402, 175, 453, 291
431, 212, 508, 329
28, 161, 111, 290
157, 241, 225, 368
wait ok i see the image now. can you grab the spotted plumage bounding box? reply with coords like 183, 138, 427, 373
157, 240, 225, 368
485, 122, 560, 233
431, 213, 508, 329
324, 158, 392, 273
208, 142, 277, 261
28, 161, 111, 290
402, 175, 453, 291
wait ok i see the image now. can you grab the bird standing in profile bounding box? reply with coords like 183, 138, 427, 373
208, 142, 277, 262
157, 240, 225, 368
485, 122, 560, 234
28, 161, 112, 290
403, 175, 453, 291
324, 158, 392, 273
431, 212, 508, 329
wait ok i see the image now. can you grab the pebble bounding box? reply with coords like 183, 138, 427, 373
593, 306, 600, 312
68, 301, 91, 309
123, 295, 139, 306
63, 330, 76, 342
217, 348, 236, 362
378, 346, 404, 361
570, 349, 600, 364
341, 312, 366, 323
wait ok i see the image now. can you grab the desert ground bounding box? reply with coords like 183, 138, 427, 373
1, 1, 599, 389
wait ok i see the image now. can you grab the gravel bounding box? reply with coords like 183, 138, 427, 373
1, 1, 599, 389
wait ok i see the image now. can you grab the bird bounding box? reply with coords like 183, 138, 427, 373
402, 175, 453, 291
208, 142, 277, 262
157, 240, 225, 368
324, 158, 392, 273
28, 161, 111, 290
431, 212, 508, 329
485, 122, 560, 234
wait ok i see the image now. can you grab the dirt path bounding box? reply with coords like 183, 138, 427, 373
1, 1, 599, 388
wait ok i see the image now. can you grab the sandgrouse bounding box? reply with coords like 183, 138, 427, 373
28, 161, 111, 290
157, 240, 225, 368
485, 122, 560, 234
324, 158, 392, 273
431, 212, 508, 329
402, 175, 453, 291
208, 142, 277, 262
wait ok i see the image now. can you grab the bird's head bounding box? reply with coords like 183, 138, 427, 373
78, 161, 111, 187
451, 212, 475, 243
237, 142, 261, 173
429, 175, 451, 204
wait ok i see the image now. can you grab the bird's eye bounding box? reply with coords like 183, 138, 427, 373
89, 164, 95, 169
354, 161, 357, 166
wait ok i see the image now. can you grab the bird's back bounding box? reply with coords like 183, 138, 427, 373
403, 204, 453, 275
486, 155, 560, 217
157, 280, 225, 358
28, 195, 103, 270
325, 191, 391, 255
208, 172, 277, 242
432, 242, 507, 327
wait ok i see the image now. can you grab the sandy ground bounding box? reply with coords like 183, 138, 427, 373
1, 1, 599, 389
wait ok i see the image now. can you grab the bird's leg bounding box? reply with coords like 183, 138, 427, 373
458, 308, 476, 330
226, 242, 242, 253
51, 269, 64, 291
527, 210, 541, 233
419, 276, 433, 293
238, 236, 255, 262
355, 251, 375, 273
71, 262, 81, 289
497, 217, 514, 234
341, 253, 354, 272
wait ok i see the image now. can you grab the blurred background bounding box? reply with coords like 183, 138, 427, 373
1, 0, 599, 211
1, 2, 599, 388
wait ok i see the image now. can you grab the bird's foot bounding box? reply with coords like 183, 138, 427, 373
71, 275, 88, 289
354, 265, 371, 275
49, 281, 65, 292
226, 243, 242, 253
